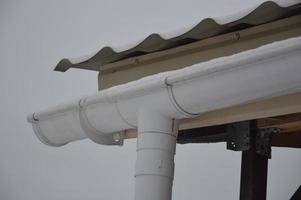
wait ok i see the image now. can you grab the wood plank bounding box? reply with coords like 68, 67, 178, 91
257, 113, 301, 127
179, 93, 301, 130
272, 131, 301, 148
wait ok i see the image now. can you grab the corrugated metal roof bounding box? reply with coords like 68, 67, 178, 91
55, 1, 301, 72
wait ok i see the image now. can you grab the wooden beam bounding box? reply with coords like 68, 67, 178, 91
179, 93, 301, 130
257, 113, 301, 133
272, 131, 301, 148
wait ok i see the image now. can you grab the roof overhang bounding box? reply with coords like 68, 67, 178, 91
54, 1, 301, 72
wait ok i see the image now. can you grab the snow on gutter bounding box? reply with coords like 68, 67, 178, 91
27, 36, 301, 147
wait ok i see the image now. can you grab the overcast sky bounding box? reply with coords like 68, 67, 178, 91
0, 0, 300, 199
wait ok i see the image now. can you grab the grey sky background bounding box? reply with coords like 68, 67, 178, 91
0, 0, 300, 199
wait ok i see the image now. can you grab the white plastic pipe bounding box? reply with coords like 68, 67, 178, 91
135, 109, 178, 200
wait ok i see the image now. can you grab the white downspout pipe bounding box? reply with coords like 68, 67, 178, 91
135, 109, 178, 200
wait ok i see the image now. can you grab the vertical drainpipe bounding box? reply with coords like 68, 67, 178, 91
135, 109, 179, 200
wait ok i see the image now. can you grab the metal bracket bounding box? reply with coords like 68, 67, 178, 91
226, 121, 281, 158
226, 121, 254, 151
256, 127, 281, 158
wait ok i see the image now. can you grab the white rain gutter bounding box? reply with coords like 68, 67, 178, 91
28, 36, 301, 200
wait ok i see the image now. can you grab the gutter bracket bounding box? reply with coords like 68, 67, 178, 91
165, 78, 200, 118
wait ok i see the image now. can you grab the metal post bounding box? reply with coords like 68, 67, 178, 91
135, 109, 178, 200
290, 185, 301, 200
239, 121, 269, 200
